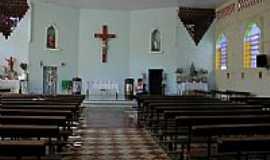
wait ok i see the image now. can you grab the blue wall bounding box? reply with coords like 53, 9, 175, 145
24, 4, 215, 94
29, 1, 80, 93
78, 9, 130, 93
129, 8, 178, 94
129, 7, 215, 94
176, 19, 216, 89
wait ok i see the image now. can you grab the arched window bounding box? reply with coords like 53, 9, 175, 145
216, 34, 228, 70
243, 23, 261, 69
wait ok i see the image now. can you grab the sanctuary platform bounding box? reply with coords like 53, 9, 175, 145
83, 95, 136, 106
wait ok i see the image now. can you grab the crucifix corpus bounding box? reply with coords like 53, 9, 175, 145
94, 25, 116, 63
5, 56, 15, 72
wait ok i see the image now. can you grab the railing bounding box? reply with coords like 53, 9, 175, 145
86, 80, 119, 96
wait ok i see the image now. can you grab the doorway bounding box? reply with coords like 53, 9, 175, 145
43, 66, 58, 95
148, 69, 163, 95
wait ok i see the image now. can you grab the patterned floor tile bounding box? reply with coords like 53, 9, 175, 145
59, 107, 171, 160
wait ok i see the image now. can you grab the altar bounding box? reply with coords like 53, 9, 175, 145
87, 80, 119, 96
0, 80, 20, 93
177, 82, 208, 95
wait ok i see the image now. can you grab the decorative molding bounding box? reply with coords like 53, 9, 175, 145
178, 7, 215, 46
216, 0, 263, 20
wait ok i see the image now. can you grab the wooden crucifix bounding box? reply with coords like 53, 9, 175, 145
94, 25, 116, 63
5, 56, 15, 72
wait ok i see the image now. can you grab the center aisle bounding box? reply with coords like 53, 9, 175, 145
61, 105, 170, 160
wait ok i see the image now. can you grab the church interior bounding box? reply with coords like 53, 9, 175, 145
0, 0, 270, 159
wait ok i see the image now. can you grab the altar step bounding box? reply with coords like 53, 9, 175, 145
83, 95, 136, 106
83, 100, 136, 106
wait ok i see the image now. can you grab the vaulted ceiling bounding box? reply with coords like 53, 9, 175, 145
34, 0, 229, 10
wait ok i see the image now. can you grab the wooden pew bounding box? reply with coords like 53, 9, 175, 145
1, 95, 83, 120
0, 124, 60, 139
216, 136, 270, 160
0, 94, 85, 100
138, 97, 223, 123
191, 124, 270, 160
139, 100, 265, 151
160, 108, 269, 134
225, 90, 253, 98
0, 140, 48, 158
0, 109, 73, 119
137, 95, 211, 109
1, 104, 79, 121
0, 94, 85, 104
231, 97, 270, 106
1, 100, 78, 106
153, 108, 269, 154
211, 90, 253, 100
0, 95, 85, 110
174, 115, 270, 160
145, 103, 263, 129
0, 108, 74, 123
0, 94, 85, 159
139, 95, 270, 160
0, 115, 68, 128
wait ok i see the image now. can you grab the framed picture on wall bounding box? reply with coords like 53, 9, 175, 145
150, 28, 163, 54
45, 24, 61, 52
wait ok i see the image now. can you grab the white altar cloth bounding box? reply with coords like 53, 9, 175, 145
0, 80, 20, 93
88, 80, 119, 96
177, 82, 208, 95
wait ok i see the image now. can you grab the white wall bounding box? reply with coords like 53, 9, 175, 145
78, 9, 130, 94
0, 10, 31, 74
29, 1, 80, 93
129, 8, 178, 94
1, 3, 215, 95
176, 20, 216, 89
129, 7, 215, 94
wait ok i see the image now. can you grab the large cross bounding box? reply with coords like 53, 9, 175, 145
94, 25, 116, 63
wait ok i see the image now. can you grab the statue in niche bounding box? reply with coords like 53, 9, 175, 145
46, 25, 58, 50
150, 28, 162, 53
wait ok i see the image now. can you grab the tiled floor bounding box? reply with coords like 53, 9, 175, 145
60, 106, 170, 160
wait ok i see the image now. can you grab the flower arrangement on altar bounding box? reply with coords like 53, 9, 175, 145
176, 63, 208, 83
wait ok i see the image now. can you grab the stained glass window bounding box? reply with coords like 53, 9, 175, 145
216, 34, 228, 70
243, 23, 261, 69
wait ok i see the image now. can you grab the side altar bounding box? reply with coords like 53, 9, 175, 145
0, 57, 29, 93
175, 63, 209, 95
0, 80, 20, 93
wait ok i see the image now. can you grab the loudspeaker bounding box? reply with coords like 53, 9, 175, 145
257, 54, 268, 68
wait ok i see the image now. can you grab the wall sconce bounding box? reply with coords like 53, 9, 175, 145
259, 71, 263, 79
40, 61, 44, 67
226, 72, 230, 79
241, 72, 245, 80
60, 62, 66, 67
